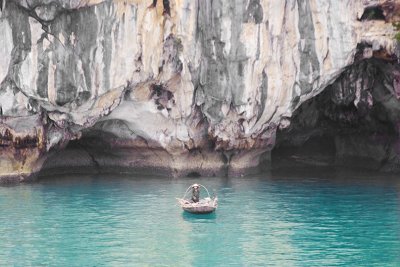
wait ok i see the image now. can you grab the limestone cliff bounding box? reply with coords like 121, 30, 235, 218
0, 0, 399, 182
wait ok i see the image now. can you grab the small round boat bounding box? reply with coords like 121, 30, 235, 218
176, 184, 218, 214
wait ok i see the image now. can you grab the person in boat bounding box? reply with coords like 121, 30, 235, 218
191, 184, 200, 203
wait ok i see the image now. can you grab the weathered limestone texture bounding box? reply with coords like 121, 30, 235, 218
0, 0, 399, 182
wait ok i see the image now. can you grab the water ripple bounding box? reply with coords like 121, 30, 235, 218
0, 172, 399, 266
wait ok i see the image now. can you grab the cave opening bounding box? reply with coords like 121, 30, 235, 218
271, 58, 400, 172
360, 6, 386, 21
40, 127, 116, 176
39, 119, 175, 177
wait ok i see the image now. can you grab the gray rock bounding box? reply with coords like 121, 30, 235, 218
1, 0, 400, 181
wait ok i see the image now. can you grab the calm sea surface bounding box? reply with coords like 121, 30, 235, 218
0, 169, 400, 266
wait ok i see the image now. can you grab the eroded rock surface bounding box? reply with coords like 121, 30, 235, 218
0, 0, 400, 182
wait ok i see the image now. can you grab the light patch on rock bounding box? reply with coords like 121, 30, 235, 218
0, 18, 12, 84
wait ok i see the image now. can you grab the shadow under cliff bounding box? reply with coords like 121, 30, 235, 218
271, 57, 400, 173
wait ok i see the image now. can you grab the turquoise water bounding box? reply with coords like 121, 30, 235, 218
1, 170, 400, 266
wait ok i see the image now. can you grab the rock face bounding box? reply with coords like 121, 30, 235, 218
0, 0, 400, 182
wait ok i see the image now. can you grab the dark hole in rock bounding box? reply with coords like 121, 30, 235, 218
40, 133, 108, 175
186, 172, 201, 178
176, 61, 183, 73
41, 120, 128, 176
354, 42, 373, 61
272, 135, 336, 169
39, 120, 178, 177
150, 84, 164, 98
150, 84, 174, 110
244, 0, 263, 24
163, 0, 170, 16
166, 91, 173, 100
360, 6, 386, 21
271, 58, 400, 172
124, 89, 131, 100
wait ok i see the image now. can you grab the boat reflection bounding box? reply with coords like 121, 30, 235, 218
182, 211, 217, 222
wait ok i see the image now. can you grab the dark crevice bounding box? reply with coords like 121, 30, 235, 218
244, 0, 263, 24
16, 2, 56, 26
163, 0, 170, 16
148, 0, 170, 16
